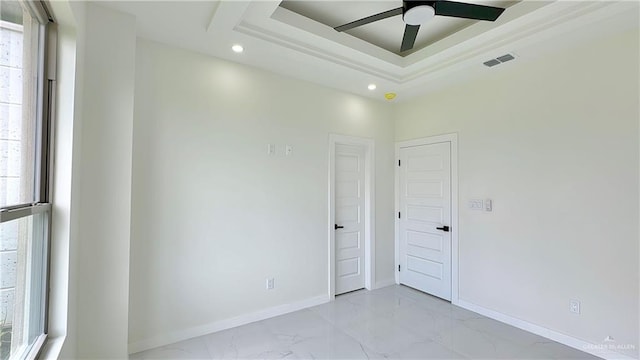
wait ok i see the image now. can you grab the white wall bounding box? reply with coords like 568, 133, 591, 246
67, 3, 136, 358
47, 8, 76, 359
395, 27, 639, 357
128, 40, 395, 350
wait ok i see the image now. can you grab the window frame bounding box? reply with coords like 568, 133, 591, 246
0, 1, 55, 359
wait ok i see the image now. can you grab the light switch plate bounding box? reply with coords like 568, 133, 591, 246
469, 199, 484, 210
485, 199, 492, 212
267, 144, 275, 156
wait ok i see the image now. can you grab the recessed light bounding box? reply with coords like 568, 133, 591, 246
368, 84, 377, 90
232, 44, 244, 53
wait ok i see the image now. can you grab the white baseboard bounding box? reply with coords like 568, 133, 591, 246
128, 294, 330, 354
373, 278, 397, 289
456, 299, 636, 360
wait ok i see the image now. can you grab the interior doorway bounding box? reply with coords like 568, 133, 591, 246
328, 134, 375, 299
395, 134, 459, 303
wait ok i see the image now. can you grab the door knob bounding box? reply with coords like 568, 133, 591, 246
335, 224, 344, 230
436, 225, 450, 232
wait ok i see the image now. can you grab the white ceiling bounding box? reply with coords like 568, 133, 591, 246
102, 1, 638, 102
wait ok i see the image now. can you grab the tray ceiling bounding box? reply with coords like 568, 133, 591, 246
100, 1, 638, 102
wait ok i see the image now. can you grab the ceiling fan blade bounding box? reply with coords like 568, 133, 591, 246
334, 7, 403, 32
400, 24, 420, 52
434, 1, 505, 21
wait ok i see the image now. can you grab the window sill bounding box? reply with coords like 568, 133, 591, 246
36, 335, 65, 360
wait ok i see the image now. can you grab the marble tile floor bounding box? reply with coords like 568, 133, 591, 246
130, 285, 599, 360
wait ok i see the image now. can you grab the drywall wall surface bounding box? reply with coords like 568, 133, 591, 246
71, 3, 136, 358
395, 27, 639, 356
128, 39, 395, 347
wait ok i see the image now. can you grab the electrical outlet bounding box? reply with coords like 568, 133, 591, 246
569, 299, 581, 314
285, 145, 292, 156
266, 278, 275, 290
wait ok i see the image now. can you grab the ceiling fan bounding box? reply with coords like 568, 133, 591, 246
333, 1, 506, 52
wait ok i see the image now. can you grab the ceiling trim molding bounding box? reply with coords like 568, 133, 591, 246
234, 20, 402, 83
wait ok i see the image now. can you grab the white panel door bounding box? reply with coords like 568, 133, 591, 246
335, 144, 366, 295
399, 142, 452, 300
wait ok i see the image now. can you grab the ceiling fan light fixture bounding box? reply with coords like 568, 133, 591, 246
403, 5, 435, 26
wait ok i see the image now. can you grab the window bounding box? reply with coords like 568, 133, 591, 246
0, 1, 53, 359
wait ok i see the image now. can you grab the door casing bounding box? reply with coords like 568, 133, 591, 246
395, 133, 459, 305
328, 134, 375, 300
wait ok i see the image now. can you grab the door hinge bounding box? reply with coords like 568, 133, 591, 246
398, 264, 401, 272
398, 212, 401, 219
398, 159, 401, 166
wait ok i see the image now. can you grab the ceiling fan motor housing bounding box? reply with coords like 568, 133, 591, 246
403, 1, 437, 25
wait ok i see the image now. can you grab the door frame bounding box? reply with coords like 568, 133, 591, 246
395, 133, 459, 305
328, 134, 375, 300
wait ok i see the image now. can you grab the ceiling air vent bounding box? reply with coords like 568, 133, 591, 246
483, 59, 500, 67
496, 54, 515, 62
483, 53, 516, 68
